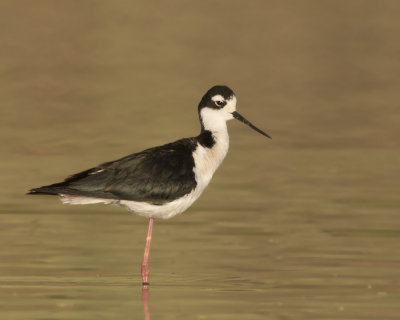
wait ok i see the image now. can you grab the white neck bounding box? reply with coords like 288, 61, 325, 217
195, 108, 230, 187
200, 108, 229, 135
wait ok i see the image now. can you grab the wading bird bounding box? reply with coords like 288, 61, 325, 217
28, 85, 271, 286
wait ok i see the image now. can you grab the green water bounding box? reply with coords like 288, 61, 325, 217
1, 1, 399, 319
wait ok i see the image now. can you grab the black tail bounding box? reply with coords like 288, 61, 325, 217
27, 185, 118, 199
27, 186, 60, 196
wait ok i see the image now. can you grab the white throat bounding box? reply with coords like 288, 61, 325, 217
200, 108, 229, 135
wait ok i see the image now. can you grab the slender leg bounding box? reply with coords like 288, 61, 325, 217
141, 217, 154, 287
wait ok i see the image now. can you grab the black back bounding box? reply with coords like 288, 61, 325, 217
29, 137, 203, 205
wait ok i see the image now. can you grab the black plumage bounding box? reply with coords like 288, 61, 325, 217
28, 133, 215, 205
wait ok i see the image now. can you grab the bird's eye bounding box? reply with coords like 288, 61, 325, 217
215, 100, 225, 107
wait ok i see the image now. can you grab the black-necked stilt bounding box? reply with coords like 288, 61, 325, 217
28, 85, 271, 286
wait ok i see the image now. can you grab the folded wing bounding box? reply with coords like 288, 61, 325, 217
28, 138, 198, 205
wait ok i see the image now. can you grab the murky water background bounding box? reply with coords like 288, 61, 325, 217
1, 1, 400, 319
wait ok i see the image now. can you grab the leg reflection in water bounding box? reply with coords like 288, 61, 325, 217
142, 287, 150, 320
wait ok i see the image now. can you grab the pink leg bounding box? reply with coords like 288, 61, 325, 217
141, 218, 154, 287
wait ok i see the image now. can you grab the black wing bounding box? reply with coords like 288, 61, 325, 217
28, 138, 198, 205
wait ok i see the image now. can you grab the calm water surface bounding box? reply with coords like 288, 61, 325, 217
1, 1, 400, 319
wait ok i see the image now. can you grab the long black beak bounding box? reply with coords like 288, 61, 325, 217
232, 111, 271, 139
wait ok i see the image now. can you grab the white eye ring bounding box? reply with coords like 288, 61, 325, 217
215, 100, 224, 107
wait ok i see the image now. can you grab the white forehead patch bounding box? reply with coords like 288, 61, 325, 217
225, 95, 237, 113
211, 95, 224, 102
228, 95, 237, 105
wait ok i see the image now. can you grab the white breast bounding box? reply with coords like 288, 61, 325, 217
192, 131, 229, 191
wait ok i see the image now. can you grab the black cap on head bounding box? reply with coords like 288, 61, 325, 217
198, 85, 235, 111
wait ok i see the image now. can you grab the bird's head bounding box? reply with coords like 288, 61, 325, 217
198, 85, 271, 138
